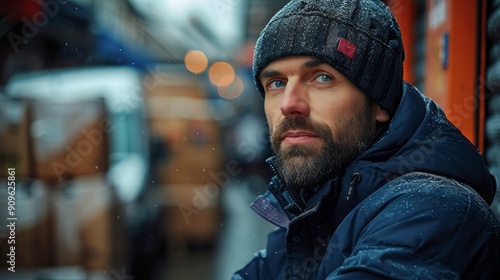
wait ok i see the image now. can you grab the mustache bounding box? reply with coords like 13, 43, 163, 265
271, 117, 332, 149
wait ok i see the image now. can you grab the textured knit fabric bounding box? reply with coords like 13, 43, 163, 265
232, 82, 500, 279
252, 0, 405, 116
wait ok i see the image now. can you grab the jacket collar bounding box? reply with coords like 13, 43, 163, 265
251, 157, 338, 228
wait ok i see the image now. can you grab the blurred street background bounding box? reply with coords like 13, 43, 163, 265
0, 0, 500, 279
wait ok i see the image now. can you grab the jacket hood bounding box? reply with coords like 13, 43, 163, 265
353, 82, 496, 204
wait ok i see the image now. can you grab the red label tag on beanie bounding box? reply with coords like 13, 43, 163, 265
337, 38, 357, 59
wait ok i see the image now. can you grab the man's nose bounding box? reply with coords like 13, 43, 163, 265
280, 82, 310, 117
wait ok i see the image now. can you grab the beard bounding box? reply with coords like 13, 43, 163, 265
270, 102, 375, 192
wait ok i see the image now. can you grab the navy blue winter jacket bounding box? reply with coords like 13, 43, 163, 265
233, 82, 500, 279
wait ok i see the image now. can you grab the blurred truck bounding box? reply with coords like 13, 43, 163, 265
0, 66, 153, 278
3, 66, 150, 201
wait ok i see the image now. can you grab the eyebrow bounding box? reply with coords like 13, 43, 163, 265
302, 57, 326, 68
259, 69, 281, 80
259, 57, 327, 80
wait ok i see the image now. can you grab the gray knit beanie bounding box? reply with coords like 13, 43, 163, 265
253, 0, 405, 116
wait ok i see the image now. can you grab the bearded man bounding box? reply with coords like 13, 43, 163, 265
232, 0, 500, 279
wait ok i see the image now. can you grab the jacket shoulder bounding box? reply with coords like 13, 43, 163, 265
358, 172, 499, 238
361, 172, 491, 216
326, 172, 500, 279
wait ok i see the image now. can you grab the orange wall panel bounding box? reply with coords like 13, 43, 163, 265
385, 0, 417, 85
425, 0, 481, 145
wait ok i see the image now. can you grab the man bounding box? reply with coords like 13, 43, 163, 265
232, 0, 500, 279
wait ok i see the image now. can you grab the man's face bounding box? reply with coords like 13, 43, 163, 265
260, 56, 388, 191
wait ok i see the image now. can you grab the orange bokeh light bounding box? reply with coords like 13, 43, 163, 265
184, 50, 208, 74
209, 62, 235, 87
218, 76, 244, 99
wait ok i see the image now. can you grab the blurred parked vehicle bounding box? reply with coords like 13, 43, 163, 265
4, 66, 150, 203
0, 66, 156, 279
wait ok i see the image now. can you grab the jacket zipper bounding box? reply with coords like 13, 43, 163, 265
346, 173, 361, 200
266, 158, 304, 217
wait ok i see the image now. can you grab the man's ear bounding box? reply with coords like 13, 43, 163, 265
375, 105, 390, 123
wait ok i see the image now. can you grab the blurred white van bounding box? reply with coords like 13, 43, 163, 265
4, 66, 150, 205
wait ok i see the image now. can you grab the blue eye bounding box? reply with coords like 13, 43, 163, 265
268, 80, 286, 89
316, 74, 332, 83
